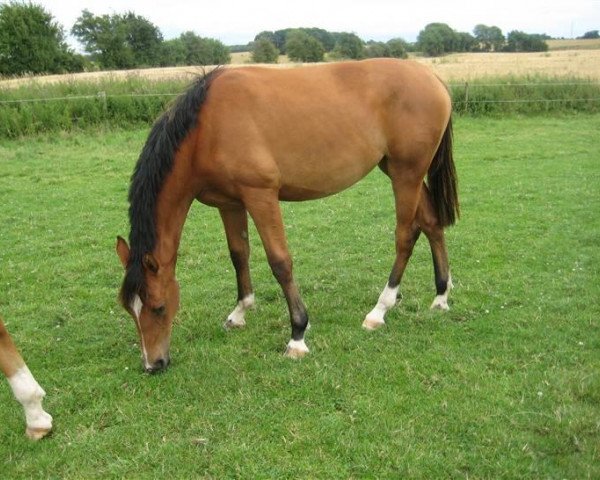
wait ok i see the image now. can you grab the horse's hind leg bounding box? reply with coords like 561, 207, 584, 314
416, 184, 453, 310
242, 188, 309, 358
0, 318, 52, 439
363, 169, 424, 330
219, 207, 255, 328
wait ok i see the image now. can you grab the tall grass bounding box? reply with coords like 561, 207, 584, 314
449, 76, 600, 115
1, 75, 599, 138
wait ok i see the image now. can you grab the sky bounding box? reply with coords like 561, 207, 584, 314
33, 0, 600, 48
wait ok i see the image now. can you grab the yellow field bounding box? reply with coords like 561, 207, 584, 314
416, 49, 600, 81
547, 38, 600, 51
2, 48, 599, 88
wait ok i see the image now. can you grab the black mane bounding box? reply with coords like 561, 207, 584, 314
120, 68, 222, 307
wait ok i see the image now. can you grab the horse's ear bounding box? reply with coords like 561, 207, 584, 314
116, 236, 130, 268
142, 253, 159, 274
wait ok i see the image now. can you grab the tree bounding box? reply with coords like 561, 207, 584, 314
251, 38, 279, 63
332, 32, 365, 60
159, 38, 187, 67
120, 12, 163, 66
0, 2, 83, 75
579, 30, 599, 39
505, 31, 548, 52
387, 38, 409, 58
72, 10, 164, 69
455, 31, 477, 52
364, 41, 390, 58
179, 31, 230, 65
473, 24, 505, 51
285, 30, 325, 62
417, 23, 457, 56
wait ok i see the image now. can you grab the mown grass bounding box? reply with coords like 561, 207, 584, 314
0, 115, 599, 478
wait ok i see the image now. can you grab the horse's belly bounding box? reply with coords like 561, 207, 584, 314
278, 152, 382, 201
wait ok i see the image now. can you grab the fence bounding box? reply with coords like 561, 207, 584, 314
1, 79, 599, 137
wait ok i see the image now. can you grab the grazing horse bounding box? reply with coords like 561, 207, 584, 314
0, 317, 52, 439
116, 59, 459, 372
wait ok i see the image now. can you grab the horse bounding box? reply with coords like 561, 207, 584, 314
0, 317, 52, 439
116, 58, 459, 373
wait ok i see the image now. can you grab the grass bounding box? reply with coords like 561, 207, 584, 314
0, 115, 599, 478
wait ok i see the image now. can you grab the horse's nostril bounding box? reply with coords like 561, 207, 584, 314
145, 357, 170, 373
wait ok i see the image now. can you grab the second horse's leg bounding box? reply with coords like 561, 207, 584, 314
219, 207, 255, 328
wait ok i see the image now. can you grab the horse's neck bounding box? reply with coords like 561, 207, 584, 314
153, 184, 195, 267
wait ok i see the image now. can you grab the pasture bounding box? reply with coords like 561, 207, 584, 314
0, 114, 598, 477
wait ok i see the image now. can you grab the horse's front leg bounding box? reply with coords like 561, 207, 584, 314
0, 318, 52, 440
242, 188, 310, 358
219, 207, 255, 329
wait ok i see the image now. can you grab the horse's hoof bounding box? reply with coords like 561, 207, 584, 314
26, 426, 52, 440
430, 296, 450, 311
284, 339, 309, 359
362, 316, 385, 330
224, 317, 246, 329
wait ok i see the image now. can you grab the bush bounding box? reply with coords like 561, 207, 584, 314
251, 38, 279, 64
286, 31, 325, 63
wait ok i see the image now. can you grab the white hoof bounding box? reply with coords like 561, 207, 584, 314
430, 295, 450, 311
25, 406, 52, 439
224, 316, 246, 329
362, 316, 385, 330
284, 339, 309, 359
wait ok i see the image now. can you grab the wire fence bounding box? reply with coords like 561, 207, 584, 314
1, 81, 599, 106
1, 80, 599, 137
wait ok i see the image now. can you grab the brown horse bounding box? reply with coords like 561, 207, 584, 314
116, 59, 459, 372
0, 317, 52, 439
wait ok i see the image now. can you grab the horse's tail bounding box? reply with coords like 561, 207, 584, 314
427, 116, 459, 227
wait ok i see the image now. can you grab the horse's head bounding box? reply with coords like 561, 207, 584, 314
116, 236, 180, 373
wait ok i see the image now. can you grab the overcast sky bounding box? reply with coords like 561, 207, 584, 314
35, 0, 600, 47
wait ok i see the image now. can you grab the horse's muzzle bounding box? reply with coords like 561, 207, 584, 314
144, 356, 170, 374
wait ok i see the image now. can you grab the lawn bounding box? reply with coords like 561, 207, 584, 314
0, 115, 598, 478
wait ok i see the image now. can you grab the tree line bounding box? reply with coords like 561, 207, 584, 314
0, 1, 576, 76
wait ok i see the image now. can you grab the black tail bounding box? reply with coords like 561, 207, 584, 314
428, 116, 459, 227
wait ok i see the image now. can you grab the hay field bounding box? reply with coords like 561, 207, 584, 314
1, 48, 599, 89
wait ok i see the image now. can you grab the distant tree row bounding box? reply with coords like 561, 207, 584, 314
250, 23, 550, 63
251, 28, 409, 63
0, 3, 230, 76
1, 2, 563, 76
417, 23, 549, 56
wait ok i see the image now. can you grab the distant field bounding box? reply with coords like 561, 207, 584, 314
547, 38, 600, 51
2, 47, 600, 89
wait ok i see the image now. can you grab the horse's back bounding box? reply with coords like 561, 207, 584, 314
194, 60, 451, 202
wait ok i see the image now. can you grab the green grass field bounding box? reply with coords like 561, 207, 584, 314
0, 115, 599, 478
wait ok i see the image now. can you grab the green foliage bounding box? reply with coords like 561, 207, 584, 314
159, 38, 187, 67
251, 38, 279, 64
580, 30, 599, 39
387, 38, 410, 58
474, 24, 505, 51
72, 10, 164, 69
332, 32, 365, 60
0, 2, 83, 75
505, 31, 549, 52
364, 39, 409, 59
417, 23, 458, 56
285, 30, 325, 63
0, 116, 599, 478
179, 32, 230, 65
256, 28, 335, 55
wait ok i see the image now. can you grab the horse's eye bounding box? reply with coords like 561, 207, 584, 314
151, 305, 166, 316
